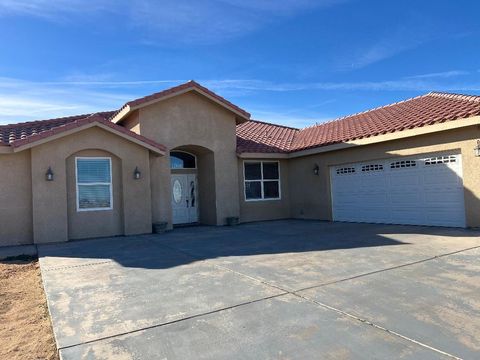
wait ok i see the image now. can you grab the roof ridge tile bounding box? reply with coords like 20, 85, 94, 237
123, 80, 251, 119
300, 93, 431, 130
427, 91, 480, 103
249, 119, 299, 131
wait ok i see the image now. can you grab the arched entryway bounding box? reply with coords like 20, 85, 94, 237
170, 145, 216, 225
170, 150, 198, 224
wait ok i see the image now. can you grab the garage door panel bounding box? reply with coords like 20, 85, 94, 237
335, 176, 357, 186
358, 209, 390, 223
330, 153, 465, 227
390, 207, 423, 221
423, 190, 464, 204
359, 175, 387, 187
423, 170, 462, 185
389, 191, 421, 205
333, 194, 358, 206
425, 210, 465, 227
335, 211, 362, 222
388, 173, 420, 186
356, 192, 388, 201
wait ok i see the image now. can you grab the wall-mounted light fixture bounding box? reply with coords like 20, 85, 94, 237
313, 164, 319, 176
475, 140, 480, 157
134, 167, 141, 180
45, 167, 54, 181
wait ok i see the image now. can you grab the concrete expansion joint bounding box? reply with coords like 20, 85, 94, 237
433, 244, 480, 258
154, 240, 289, 293
182, 244, 472, 359
295, 293, 463, 360
43, 260, 113, 272
56, 242, 478, 357
57, 293, 287, 352
155, 242, 465, 359
295, 244, 480, 294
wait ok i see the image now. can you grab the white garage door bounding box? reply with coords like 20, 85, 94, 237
330, 153, 466, 227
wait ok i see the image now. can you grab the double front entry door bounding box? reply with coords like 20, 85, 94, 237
171, 174, 199, 225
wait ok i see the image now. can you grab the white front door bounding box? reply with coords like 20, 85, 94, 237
171, 174, 199, 225
330, 153, 466, 227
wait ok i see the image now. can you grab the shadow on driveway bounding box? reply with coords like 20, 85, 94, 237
35, 219, 480, 270
34, 220, 420, 270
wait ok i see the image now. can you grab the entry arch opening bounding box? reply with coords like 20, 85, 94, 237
169, 145, 216, 226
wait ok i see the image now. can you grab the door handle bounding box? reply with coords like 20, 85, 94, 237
186, 199, 189, 207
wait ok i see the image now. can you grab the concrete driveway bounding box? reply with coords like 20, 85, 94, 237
38, 220, 480, 359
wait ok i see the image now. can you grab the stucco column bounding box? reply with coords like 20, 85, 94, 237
150, 154, 173, 229
214, 148, 240, 225
123, 150, 153, 235
31, 146, 68, 244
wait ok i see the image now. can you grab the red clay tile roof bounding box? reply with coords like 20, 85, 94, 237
0, 111, 114, 146
237, 92, 480, 153
117, 80, 251, 120
0, 80, 249, 151
2, 88, 480, 154
236, 120, 299, 153
0, 111, 166, 152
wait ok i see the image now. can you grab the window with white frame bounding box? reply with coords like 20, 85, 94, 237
76, 157, 112, 211
244, 161, 280, 201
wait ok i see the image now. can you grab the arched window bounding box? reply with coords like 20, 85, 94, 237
170, 151, 196, 169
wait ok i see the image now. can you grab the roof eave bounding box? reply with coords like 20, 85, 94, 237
288, 115, 480, 158
110, 105, 131, 124
237, 152, 289, 159
10, 121, 166, 155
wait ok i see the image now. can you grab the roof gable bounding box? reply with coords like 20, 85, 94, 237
0, 113, 166, 155
111, 80, 251, 124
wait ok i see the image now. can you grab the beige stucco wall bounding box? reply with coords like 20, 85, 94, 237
197, 151, 217, 224
4, 95, 480, 247
238, 159, 291, 223
126, 91, 240, 226
30, 126, 153, 243
122, 110, 140, 133
0, 150, 33, 246
66, 150, 124, 240
288, 126, 480, 227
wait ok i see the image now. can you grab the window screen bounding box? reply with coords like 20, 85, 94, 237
76, 158, 112, 210
244, 161, 280, 200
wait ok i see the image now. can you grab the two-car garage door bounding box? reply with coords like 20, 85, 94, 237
330, 153, 466, 227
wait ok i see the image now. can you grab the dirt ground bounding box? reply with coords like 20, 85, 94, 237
0, 257, 59, 360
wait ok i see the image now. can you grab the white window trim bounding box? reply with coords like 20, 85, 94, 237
243, 160, 281, 202
170, 150, 197, 170
75, 157, 113, 212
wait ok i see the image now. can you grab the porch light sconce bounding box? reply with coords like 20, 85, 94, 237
313, 164, 320, 176
475, 140, 480, 157
133, 167, 141, 180
45, 167, 54, 181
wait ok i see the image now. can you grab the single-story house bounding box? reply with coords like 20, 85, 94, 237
1, 81, 480, 246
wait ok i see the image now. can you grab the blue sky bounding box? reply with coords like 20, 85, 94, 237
0, 0, 479, 128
